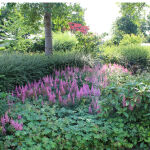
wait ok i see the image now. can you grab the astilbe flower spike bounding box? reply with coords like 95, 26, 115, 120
122, 95, 126, 107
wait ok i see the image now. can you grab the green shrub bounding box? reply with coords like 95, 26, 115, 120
100, 46, 121, 64
102, 45, 150, 73
0, 47, 5, 51
75, 32, 101, 55
0, 92, 9, 118
27, 37, 45, 53
53, 31, 77, 52
119, 34, 143, 46
99, 73, 150, 149
146, 36, 150, 43
27, 32, 77, 52
0, 51, 93, 92
100, 73, 150, 119
6, 38, 33, 52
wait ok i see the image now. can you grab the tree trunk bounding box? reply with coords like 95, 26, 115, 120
44, 12, 52, 55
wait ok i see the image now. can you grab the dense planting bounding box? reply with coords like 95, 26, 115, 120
1, 63, 150, 149
101, 44, 150, 73
1, 2, 150, 150
27, 32, 77, 53
0, 51, 93, 92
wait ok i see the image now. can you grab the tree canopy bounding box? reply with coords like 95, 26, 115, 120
112, 2, 149, 44
0, 3, 86, 54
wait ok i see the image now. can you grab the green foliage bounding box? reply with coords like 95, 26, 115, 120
0, 92, 8, 118
7, 39, 33, 52
102, 45, 150, 73
120, 2, 146, 25
75, 32, 101, 55
1, 72, 150, 149
0, 99, 130, 150
100, 73, 150, 118
25, 32, 77, 53
53, 32, 77, 52
1, 64, 150, 149
119, 34, 143, 46
27, 38, 45, 52
112, 16, 139, 45
100, 73, 150, 149
52, 3, 86, 32
140, 12, 150, 38
1, 3, 86, 51
111, 2, 147, 45
0, 3, 41, 44
146, 36, 150, 43
0, 51, 93, 92
0, 47, 5, 51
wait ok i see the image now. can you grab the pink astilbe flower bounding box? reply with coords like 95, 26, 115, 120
72, 97, 75, 104
38, 88, 41, 95
76, 90, 81, 100
96, 88, 101, 97
67, 93, 71, 102
93, 88, 101, 97
41, 82, 45, 89
90, 99, 101, 114
7, 100, 13, 107
60, 86, 66, 95
34, 90, 38, 100
5, 113, 9, 123
122, 95, 126, 107
17, 115, 22, 120
54, 80, 57, 89
79, 88, 84, 97
103, 75, 108, 88
91, 85, 94, 96
41, 100, 44, 106
56, 88, 59, 95
48, 92, 55, 103
83, 85, 88, 97
10, 119, 23, 131
63, 99, 67, 106
1, 116, 5, 126
52, 92, 56, 103
21, 93, 26, 103
88, 105, 92, 114
43, 76, 49, 84
129, 104, 134, 111
72, 92, 75, 99
16, 90, 20, 98
55, 70, 59, 76
11, 91, 14, 97
58, 91, 62, 103
2, 126, 6, 134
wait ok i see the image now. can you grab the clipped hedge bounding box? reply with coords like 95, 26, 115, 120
0, 51, 93, 92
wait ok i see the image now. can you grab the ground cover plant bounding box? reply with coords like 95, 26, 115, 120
1, 63, 150, 149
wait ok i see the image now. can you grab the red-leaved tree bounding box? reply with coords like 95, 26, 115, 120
68, 22, 89, 34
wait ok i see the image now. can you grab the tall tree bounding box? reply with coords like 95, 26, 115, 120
112, 2, 147, 45
0, 3, 85, 55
